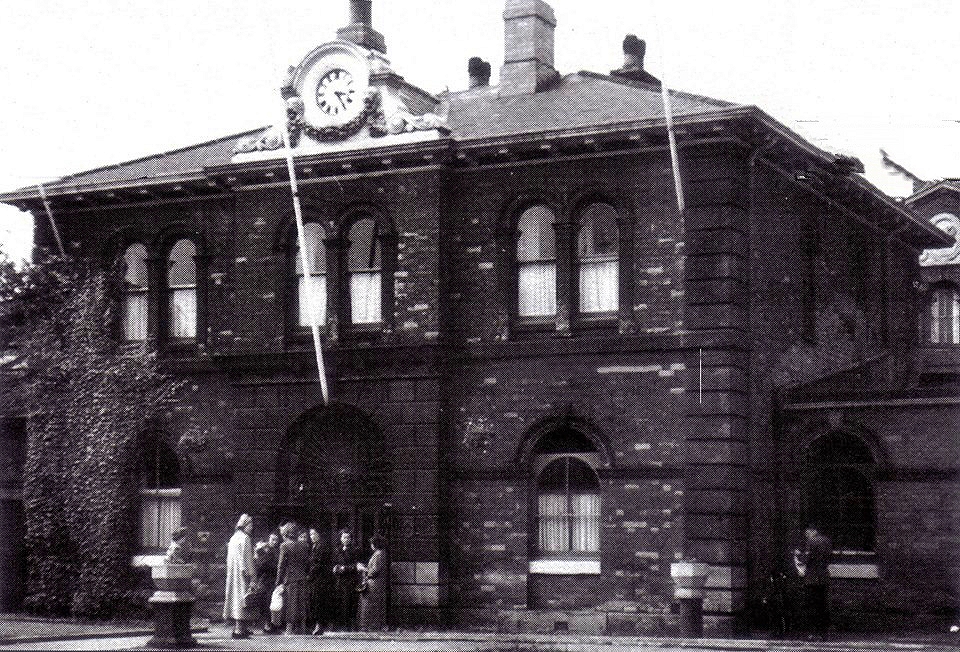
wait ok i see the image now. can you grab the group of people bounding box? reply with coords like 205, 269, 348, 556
223, 514, 387, 639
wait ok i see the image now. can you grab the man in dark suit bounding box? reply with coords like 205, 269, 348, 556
332, 530, 361, 630
794, 525, 832, 640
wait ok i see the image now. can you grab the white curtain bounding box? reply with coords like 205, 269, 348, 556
579, 260, 618, 313
519, 262, 556, 317
139, 490, 182, 549
571, 493, 600, 552
538, 494, 567, 552
298, 274, 327, 327
538, 492, 600, 553
124, 291, 148, 341
351, 271, 381, 324
169, 289, 197, 338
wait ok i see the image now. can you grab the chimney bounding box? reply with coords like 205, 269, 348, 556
468, 57, 492, 89
611, 34, 660, 87
499, 0, 559, 96
338, 0, 386, 53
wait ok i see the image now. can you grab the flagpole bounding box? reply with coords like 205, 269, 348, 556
36, 183, 67, 257
656, 16, 685, 215
280, 104, 330, 405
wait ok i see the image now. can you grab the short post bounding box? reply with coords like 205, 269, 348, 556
671, 561, 710, 638
147, 563, 196, 649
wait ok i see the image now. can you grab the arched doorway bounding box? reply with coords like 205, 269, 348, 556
274, 403, 392, 550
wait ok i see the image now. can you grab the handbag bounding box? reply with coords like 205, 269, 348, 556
270, 584, 284, 612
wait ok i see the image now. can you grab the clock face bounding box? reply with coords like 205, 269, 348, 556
316, 68, 356, 116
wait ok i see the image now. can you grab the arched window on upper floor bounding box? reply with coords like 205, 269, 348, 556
929, 282, 960, 345
295, 222, 327, 327
517, 206, 556, 319
347, 218, 382, 325
138, 436, 181, 552
577, 203, 619, 314
806, 432, 875, 553
122, 243, 149, 341
166, 239, 197, 339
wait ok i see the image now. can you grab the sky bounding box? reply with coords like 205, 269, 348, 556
0, 0, 958, 263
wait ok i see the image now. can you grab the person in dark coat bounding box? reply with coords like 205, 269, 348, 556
331, 530, 362, 630
308, 527, 330, 636
358, 534, 388, 631
253, 532, 280, 633
277, 522, 310, 635
794, 525, 832, 640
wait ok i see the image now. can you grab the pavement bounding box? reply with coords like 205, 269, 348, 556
3, 622, 960, 652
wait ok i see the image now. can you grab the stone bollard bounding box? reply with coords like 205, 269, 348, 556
670, 561, 711, 638
147, 563, 196, 649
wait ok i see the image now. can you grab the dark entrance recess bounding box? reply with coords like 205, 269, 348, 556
273, 402, 393, 554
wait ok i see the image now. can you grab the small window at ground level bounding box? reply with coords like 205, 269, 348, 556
138, 438, 182, 551
536, 457, 600, 555
805, 432, 875, 552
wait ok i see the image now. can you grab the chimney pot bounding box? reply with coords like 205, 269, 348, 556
350, 0, 372, 26
338, 0, 386, 53
622, 34, 646, 69
468, 57, 492, 88
611, 33, 660, 87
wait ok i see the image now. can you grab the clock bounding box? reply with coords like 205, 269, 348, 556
293, 42, 371, 131
316, 69, 357, 116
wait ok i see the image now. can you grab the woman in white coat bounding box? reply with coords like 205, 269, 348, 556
223, 514, 255, 638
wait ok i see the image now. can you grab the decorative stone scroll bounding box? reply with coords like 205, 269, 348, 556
920, 213, 960, 267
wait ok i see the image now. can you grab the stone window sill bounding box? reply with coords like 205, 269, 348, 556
828, 563, 878, 579
131, 554, 166, 568
529, 559, 600, 575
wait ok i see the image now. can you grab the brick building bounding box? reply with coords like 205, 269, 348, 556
1, 0, 956, 634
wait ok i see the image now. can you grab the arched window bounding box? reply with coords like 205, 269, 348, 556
138, 437, 181, 552
929, 283, 960, 345
295, 222, 327, 327
577, 203, 619, 314
122, 243, 149, 341
532, 427, 601, 558
167, 239, 196, 339
347, 218, 381, 324
806, 432, 875, 552
517, 206, 556, 318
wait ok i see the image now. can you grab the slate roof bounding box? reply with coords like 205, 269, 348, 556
7, 72, 735, 196
445, 71, 735, 141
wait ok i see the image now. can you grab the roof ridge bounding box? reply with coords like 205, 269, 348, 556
52, 127, 267, 184
576, 70, 736, 109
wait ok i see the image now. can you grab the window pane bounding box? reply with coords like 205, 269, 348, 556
124, 243, 149, 288
578, 204, 618, 258
518, 206, 555, 262
139, 492, 182, 549
170, 289, 197, 338
518, 262, 556, 317
579, 260, 619, 313
167, 239, 196, 286
348, 219, 381, 271
298, 274, 327, 327
295, 222, 326, 275
538, 494, 568, 552
570, 493, 600, 551
351, 271, 382, 323
124, 291, 148, 341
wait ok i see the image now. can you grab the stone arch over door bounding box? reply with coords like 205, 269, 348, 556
274, 402, 392, 550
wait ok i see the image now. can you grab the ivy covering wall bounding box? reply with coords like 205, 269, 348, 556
1, 253, 182, 617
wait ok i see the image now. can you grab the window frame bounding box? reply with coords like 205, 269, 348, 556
159, 235, 205, 351
804, 433, 877, 555
292, 221, 329, 331
928, 282, 960, 345
532, 452, 602, 560
136, 437, 182, 555
121, 242, 150, 342
345, 217, 384, 327
512, 203, 559, 329
574, 202, 620, 320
